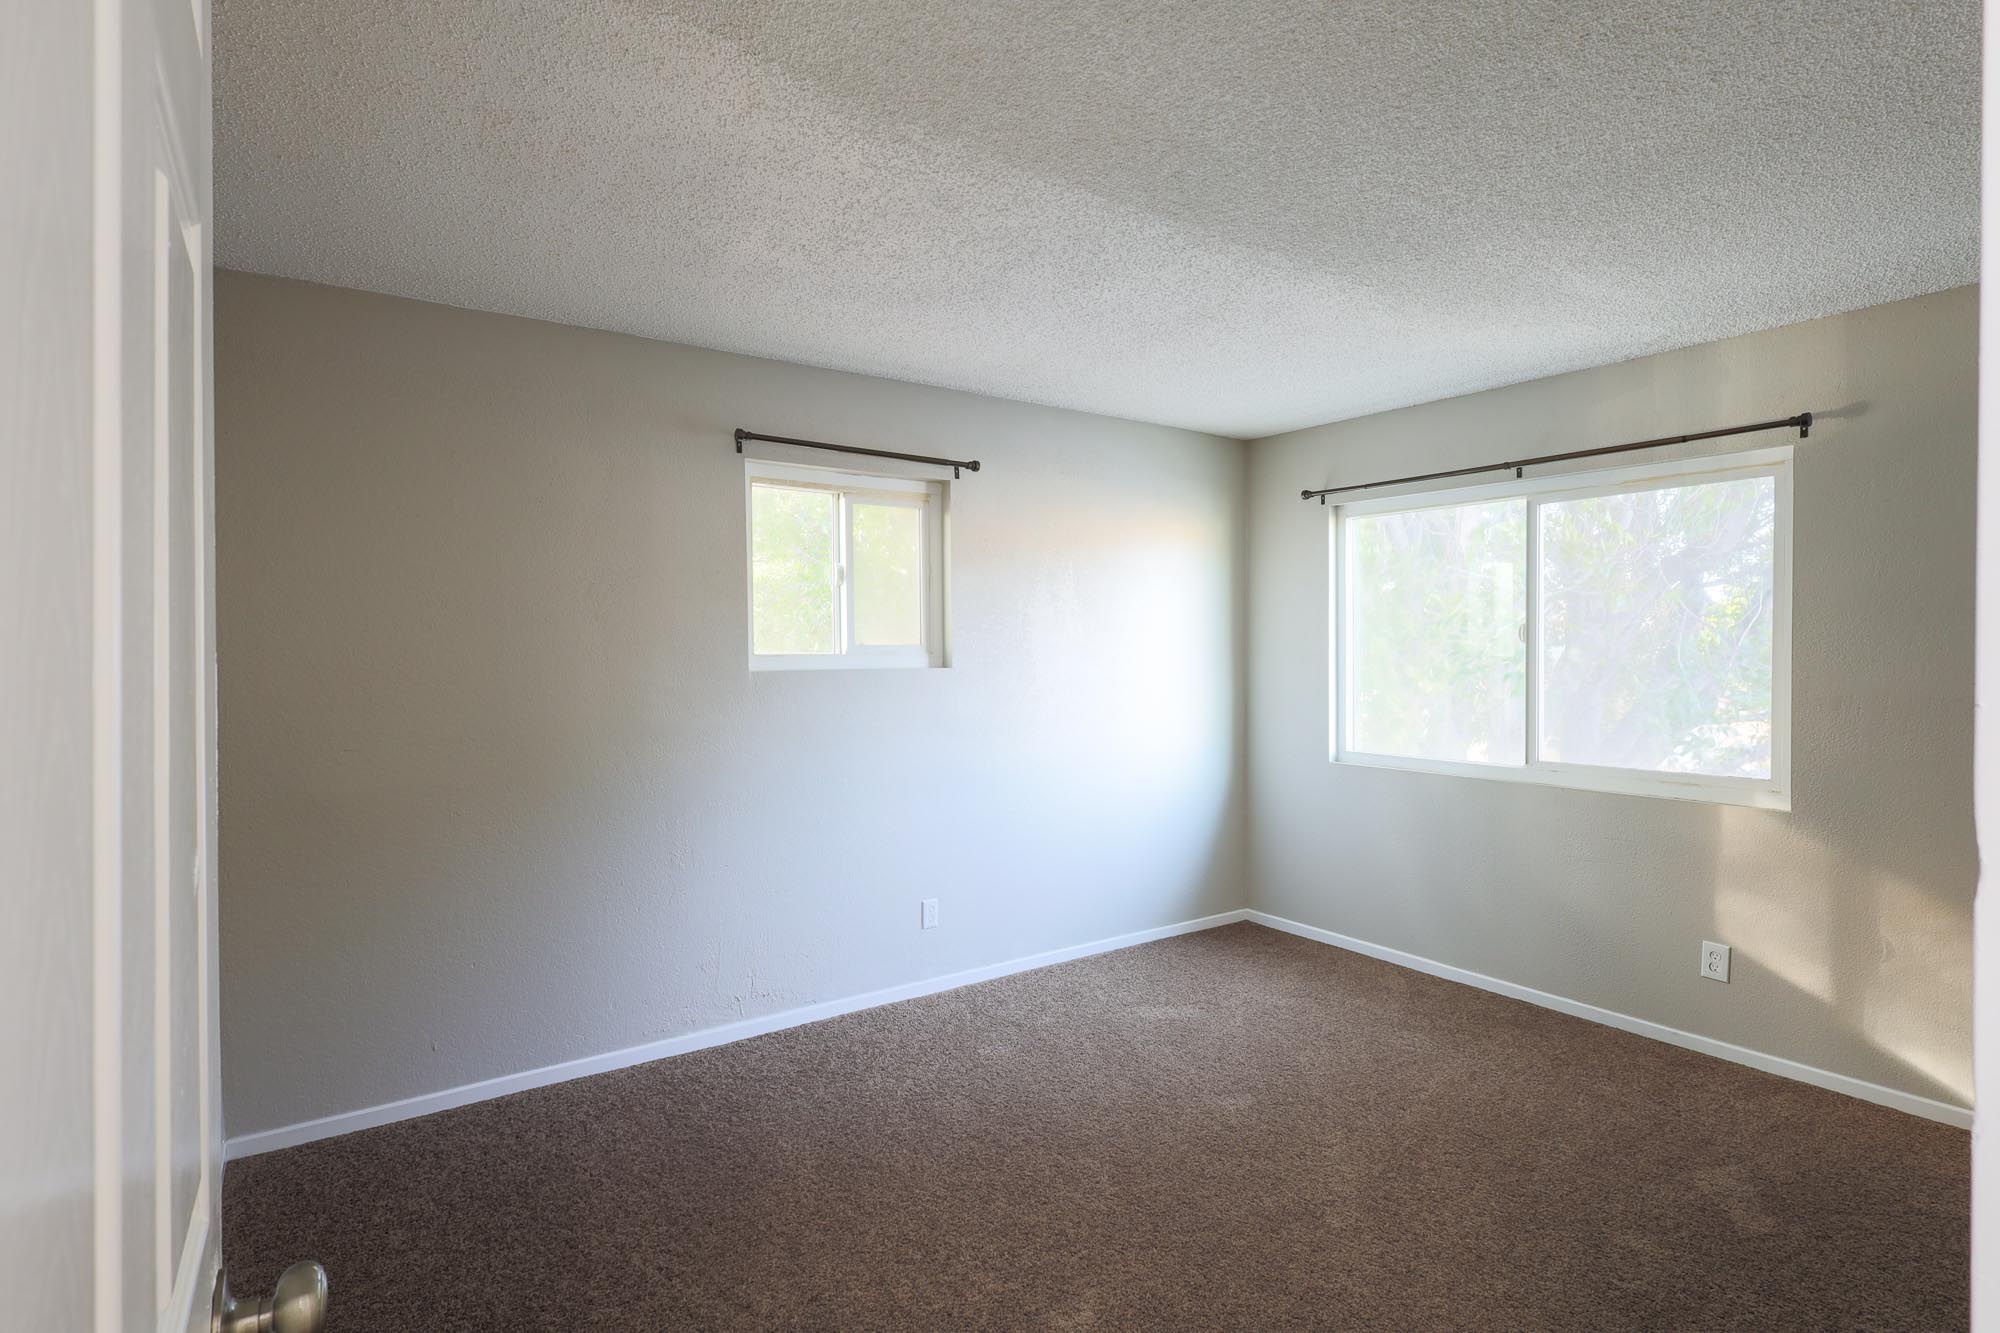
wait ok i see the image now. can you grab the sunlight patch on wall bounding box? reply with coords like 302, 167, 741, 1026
1713, 819, 1834, 1005
1856, 872, 1973, 1103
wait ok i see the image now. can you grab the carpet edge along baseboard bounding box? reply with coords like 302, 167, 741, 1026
226, 906, 1970, 1158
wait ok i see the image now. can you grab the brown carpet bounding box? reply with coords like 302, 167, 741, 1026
222, 923, 1968, 1330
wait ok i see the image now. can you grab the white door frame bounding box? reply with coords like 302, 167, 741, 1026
1972, 3, 1999, 1324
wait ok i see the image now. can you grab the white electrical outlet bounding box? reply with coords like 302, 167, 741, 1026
920, 898, 940, 930
1700, 940, 1730, 983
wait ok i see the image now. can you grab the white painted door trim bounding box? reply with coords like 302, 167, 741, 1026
1967, 0, 1998, 1319
81, 0, 220, 1327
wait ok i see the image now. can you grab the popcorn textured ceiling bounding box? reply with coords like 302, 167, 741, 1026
213, 0, 1978, 438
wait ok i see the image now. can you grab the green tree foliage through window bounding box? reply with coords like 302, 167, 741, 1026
1539, 477, 1775, 778
851, 502, 922, 646
1347, 499, 1527, 764
750, 484, 837, 655
1340, 467, 1779, 787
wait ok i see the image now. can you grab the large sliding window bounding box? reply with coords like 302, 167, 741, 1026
1332, 449, 1789, 807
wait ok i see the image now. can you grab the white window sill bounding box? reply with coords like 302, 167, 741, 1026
1332, 749, 1790, 811
751, 653, 941, 672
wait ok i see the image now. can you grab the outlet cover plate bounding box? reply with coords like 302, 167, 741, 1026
1700, 940, 1730, 982
920, 898, 940, 930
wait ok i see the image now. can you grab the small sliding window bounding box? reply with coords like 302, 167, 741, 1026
1331, 448, 1790, 808
746, 461, 945, 670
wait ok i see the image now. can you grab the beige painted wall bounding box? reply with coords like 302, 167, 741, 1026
218, 272, 1973, 1140
215, 272, 1248, 1139
1248, 286, 1977, 1109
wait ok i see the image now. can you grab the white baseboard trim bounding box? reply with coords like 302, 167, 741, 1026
228, 904, 1967, 1158
225, 908, 1252, 1160
1245, 910, 1973, 1130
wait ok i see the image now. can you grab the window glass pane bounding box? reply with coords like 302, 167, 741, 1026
851, 501, 923, 646
1538, 475, 1775, 778
750, 484, 837, 655
1346, 498, 1526, 764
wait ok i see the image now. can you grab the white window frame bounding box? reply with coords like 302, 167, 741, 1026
746, 459, 947, 671
1330, 446, 1793, 809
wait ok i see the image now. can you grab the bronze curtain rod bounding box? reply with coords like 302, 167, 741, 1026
735, 428, 982, 479
1299, 412, 1812, 503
